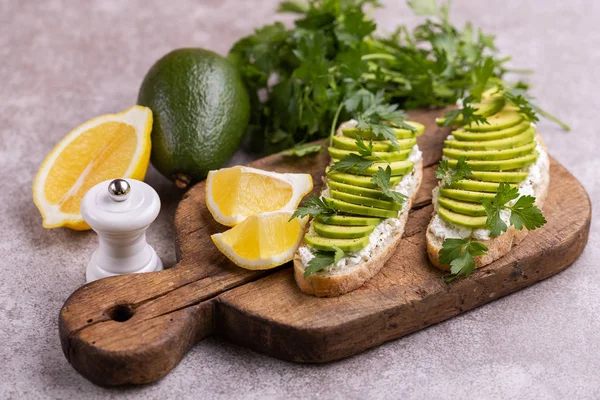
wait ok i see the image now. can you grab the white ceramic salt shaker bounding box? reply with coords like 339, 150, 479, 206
81, 178, 163, 283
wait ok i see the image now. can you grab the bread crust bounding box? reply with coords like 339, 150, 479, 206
426, 133, 550, 270
294, 157, 423, 297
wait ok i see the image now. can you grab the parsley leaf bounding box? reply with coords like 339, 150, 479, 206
371, 166, 407, 204
349, 90, 414, 150
481, 182, 546, 237
481, 182, 519, 236
353, 134, 375, 157
439, 238, 488, 282
304, 246, 345, 277
330, 153, 377, 174
440, 101, 490, 128
435, 156, 473, 187
504, 90, 539, 124
280, 143, 324, 157
290, 194, 337, 221
469, 57, 497, 100
509, 195, 547, 231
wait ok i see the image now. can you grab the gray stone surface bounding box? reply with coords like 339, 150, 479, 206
1, 0, 598, 398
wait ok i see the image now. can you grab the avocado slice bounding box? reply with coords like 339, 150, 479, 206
304, 234, 371, 252
436, 96, 505, 126
438, 206, 487, 228
328, 180, 389, 200
326, 169, 402, 189
328, 147, 411, 162
452, 179, 518, 192
316, 214, 381, 226
470, 170, 529, 183
342, 121, 424, 140
346, 160, 413, 176
437, 196, 487, 216
464, 110, 524, 132
444, 126, 536, 150
327, 198, 398, 218
439, 188, 496, 202
446, 152, 537, 171
313, 222, 375, 239
452, 120, 530, 141
443, 141, 536, 161
332, 136, 416, 152
330, 190, 403, 211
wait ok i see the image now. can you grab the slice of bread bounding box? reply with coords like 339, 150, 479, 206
294, 156, 423, 297
426, 133, 550, 270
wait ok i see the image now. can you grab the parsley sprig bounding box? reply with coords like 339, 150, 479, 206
305, 246, 345, 277
345, 89, 414, 151
481, 182, 547, 237
280, 143, 323, 157
290, 194, 337, 222
371, 166, 407, 204
330, 134, 379, 173
440, 238, 488, 282
435, 157, 473, 187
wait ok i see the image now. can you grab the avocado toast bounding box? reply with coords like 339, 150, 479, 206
292, 120, 424, 297
427, 94, 549, 275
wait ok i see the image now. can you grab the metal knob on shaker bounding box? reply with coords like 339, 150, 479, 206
81, 178, 163, 283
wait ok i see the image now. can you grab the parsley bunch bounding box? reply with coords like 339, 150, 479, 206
230, 0, 569, 155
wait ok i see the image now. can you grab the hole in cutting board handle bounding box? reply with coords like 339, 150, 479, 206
106, 304, 134, 322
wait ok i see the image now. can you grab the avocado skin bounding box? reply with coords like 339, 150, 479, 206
316, 215, 381, 226
327, 169, 402, 189
452, 120, 530, 141
313, 222, 375, 239
438, 206, 488, 228
330, 190, 403, 211
437, 196, 487, 216
332, 136, 415, 152
305, 234, 371, 252
138, 48, 250, 185
439, 188, 496, 203
452, 179, 518, 193
465, 110, 523, 132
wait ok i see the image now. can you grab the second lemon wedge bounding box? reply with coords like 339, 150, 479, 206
211, 211, 308, 270
206, 166, 312, 226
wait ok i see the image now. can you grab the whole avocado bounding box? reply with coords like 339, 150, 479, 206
138, 48, 250, 188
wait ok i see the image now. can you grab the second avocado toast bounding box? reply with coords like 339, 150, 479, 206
427, 92, 549, 278
292, 120, 424, 297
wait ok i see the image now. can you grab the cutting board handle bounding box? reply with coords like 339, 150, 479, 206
58, 259, 217, 386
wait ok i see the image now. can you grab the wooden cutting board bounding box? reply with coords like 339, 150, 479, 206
58, 109, 591, 386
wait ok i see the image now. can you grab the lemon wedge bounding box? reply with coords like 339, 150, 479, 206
206, 166, 312, 226
211, 211, 308, 270
33, 106, 152, 230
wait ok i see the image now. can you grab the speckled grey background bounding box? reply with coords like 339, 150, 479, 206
1, 0, 598, 398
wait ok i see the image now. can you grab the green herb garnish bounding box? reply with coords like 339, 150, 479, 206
435, 156, 473, 187
481, 182, 546, 237
280, 143, 324, 157
330, 153, 376, 174
229, 0, 567, 155
371, 166, 407, 204
304, 246, 346, 277
290, 194, 337, 221
440, 238, 488, 282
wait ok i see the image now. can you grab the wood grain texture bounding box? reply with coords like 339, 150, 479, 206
58, 108, 591, 386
